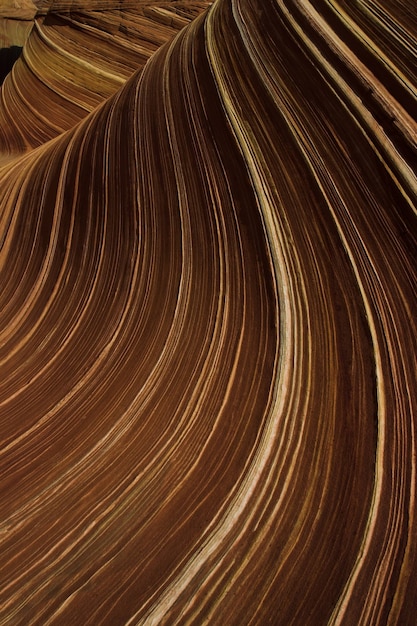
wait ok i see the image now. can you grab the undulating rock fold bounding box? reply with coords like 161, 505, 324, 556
0, 0, 416, 624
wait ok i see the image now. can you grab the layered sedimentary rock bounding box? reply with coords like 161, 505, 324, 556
0, 0, 416, 624
0, 2, 210, 153
0, 0, 37, 20
0, 18, 33, 49
0, 3, 35, 87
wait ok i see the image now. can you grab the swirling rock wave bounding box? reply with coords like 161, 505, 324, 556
0, 0, 416, 624
0, 2, 210, 153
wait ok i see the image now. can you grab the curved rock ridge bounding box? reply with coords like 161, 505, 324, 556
0, 0, 416, 624
0, 2, 210, 154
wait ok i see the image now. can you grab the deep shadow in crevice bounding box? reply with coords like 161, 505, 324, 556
0, 46, 22, 84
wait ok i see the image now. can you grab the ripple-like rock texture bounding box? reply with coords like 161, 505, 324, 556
1, 1, 416, 624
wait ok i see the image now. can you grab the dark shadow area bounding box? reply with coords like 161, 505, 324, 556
0, 46, 22, 84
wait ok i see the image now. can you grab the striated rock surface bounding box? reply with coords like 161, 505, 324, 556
0, 0, 416, 624
0, 18, 33, 49
0, 5, 36, 85
0, 0, 37, 20
0, 2, 210, 153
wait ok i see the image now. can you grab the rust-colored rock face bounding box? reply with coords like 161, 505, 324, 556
0, 1, 416, 624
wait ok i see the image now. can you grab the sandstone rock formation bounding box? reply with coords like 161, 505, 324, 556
0, 18, 33, 49
0, 0, 37, 20
0, 0, 416, 624
0, 2, 210, 153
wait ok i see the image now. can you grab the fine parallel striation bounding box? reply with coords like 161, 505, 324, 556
0, 0, 416, 624
0, 2, 210, 153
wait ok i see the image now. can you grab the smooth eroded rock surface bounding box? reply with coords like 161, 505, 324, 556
0, 0, 416, 624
